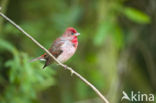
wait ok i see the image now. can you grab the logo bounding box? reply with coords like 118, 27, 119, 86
121, 91, 154, 102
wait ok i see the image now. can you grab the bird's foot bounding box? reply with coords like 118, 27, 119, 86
64, 65, 68, 70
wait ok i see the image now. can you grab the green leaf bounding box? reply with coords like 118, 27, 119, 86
0, 39, 16, 52
113, 25, 124, 49
94, 21, 114, 46
123, 7, 150, 24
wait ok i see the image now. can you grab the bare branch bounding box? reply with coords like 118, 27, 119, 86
0, 11, 109, 103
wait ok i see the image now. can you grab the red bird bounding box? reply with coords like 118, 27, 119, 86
31, 27, 80, 68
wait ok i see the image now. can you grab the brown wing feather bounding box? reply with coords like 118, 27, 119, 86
43, 38, 64, 69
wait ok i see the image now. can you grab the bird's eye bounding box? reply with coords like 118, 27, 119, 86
71, 32, 74, 35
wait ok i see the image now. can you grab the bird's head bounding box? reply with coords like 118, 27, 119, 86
64, 27, 80, 37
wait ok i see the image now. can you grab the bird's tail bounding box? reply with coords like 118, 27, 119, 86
30, 56, 45, 62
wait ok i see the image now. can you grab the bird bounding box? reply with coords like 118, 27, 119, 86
31, 27, 80, 69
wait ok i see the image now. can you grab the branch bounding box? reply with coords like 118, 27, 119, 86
0, 10, 109, 103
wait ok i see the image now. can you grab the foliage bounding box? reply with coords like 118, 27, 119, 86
0, 39, 55, 103
123, 7, 151, 24
0, 0, 156, 103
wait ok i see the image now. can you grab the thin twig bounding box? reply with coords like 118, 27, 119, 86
0, 11, 109, 103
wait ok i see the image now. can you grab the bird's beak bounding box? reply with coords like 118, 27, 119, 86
75, 32, 80, 36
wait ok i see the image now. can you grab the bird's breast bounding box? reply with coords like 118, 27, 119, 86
57, 41, 76, 63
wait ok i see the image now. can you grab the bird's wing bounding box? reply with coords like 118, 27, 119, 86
49, 38, 64, 57
43, 38, 64, 68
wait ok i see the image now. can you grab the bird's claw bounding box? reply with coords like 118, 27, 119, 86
71, 70, 74, 76
63, 65, 74, 76
64, 65, 68, 70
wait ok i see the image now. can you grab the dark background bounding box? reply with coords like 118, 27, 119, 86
0, 0, 156, 103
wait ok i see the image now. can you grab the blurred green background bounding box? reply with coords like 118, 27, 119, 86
0, 0, 156, 103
